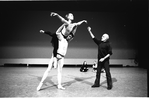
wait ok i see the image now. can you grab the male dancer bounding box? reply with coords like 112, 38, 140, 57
37, 12, 87, 91
87, 26, 113, 90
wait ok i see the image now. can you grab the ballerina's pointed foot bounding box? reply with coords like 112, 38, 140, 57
57, 85, 65, 90
37, 82, 43, 91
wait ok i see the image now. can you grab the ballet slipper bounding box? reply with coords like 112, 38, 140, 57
37, 82, 43, 91
57, 85, 65, 90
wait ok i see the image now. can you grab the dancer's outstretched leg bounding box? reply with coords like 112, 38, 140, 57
57, 55, 65, 90
37, 56, 54, 91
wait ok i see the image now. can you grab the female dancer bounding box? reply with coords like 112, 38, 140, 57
37, 12, 87, 91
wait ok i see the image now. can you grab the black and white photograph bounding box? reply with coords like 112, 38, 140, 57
0, 0, 147, 97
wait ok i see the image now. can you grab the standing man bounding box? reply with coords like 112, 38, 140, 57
87, 26, 113, 90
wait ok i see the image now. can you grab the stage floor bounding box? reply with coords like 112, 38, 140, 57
0, 66, 147, 97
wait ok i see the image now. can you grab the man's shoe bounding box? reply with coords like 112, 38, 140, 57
37, 82, 43, 91
57, 85, 65, 90
107, 86, 112, 90
91, 84, 100, 88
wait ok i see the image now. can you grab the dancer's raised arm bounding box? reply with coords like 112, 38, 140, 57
56, 24, 66, 34
40, 30, 55, 37
75, 20, 87, 26
51, 12, 69, 24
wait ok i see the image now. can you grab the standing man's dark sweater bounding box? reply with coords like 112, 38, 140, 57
93, 38, 112, 60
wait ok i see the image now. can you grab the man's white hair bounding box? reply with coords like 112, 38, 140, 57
103, 33, 109, 40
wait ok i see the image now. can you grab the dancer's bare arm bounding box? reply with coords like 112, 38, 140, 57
51, 12, 69, 24
39, 30, 55, 36
56, 23, 66, 34
75, 20, 87, 26
55, 23, 66, 40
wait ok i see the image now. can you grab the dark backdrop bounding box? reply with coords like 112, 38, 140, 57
0, 1, 146, 60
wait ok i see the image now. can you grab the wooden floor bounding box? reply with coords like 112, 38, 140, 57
0, 66, 147, 97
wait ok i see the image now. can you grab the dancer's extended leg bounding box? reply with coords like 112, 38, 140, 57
37, 56, 54, 91
57, 55, 65, 90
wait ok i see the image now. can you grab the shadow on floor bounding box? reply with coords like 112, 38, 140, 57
28, 74, 57, 90
29, 73, 117, 90
63, 75, 95, 87
100, 78, 117, 88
